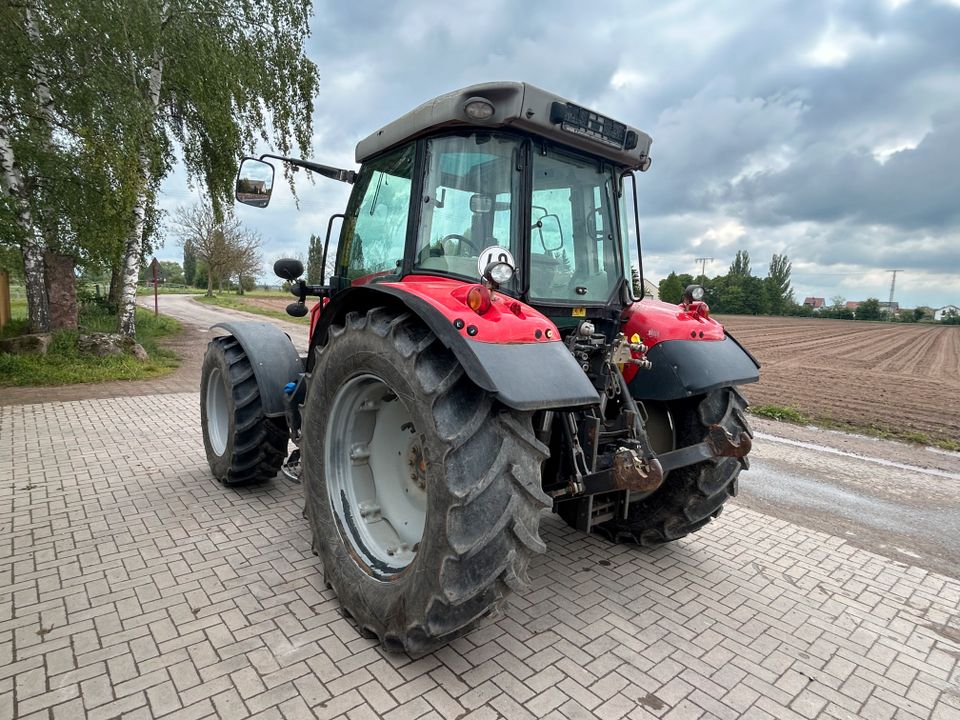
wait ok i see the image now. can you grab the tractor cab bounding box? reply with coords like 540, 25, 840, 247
237, 82, 653, 329
331, 83, 653, 322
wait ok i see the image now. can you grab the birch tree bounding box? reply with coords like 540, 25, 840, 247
1, 1, 147, 330
116, 0, 318, 335
0, 4, 55, 332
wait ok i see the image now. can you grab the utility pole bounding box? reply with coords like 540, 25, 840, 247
887, 269, 901, 306
694, 257, 713, 284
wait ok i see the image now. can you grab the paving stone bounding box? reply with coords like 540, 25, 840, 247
2, 393, 958, 719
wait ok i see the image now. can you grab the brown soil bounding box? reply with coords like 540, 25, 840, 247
719, 316, 960, 443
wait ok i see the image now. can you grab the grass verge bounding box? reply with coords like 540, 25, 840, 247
0, 301, 180, 386
748, 403, 959, 452
195, 292, 312, 324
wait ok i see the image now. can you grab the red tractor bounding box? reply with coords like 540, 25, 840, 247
200, 82, 758, 656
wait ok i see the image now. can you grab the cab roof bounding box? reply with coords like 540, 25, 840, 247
355, 81, 653, 170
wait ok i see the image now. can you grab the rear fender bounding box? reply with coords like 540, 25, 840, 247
311, 283, 599, 412
621, 300, 760, 401
211, 321, 304, 417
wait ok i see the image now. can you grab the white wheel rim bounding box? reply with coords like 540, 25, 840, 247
206, 367, 229, 456
325, 373, 427, 578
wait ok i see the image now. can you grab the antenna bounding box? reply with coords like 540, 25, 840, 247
694, 257, 713, 284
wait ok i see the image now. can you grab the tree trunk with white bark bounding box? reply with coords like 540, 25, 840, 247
0, 6, 60, 334
0, 119, 49, 333
118, 47, 164, 337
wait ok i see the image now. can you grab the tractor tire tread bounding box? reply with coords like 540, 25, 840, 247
201, 336, 288, 487
302, 306, 548, 657
595, 386, 750, 545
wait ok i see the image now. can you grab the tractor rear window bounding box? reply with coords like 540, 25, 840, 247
528, 148, 622, 303
339, 145, 414, 282
414, 134, 520, 286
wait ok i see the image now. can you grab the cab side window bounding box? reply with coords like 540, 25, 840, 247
339, 145, 414, 281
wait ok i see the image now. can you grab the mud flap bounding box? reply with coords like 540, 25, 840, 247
628, 335, 760, 402
211, 321, 304, 418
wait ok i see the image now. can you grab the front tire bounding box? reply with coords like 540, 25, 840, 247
302, 307, 549, 656
595, 387, 752, 545
200, 336, 289, 486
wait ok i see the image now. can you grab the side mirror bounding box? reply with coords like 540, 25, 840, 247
533, 213, 564, 253
236, 158, 275, 208
274, 258, 304, 281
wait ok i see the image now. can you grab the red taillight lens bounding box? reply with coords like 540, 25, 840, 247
466, 285, 492, 315
694, 301, 710, 318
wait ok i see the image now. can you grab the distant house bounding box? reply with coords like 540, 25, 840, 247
934, 304, 960, 321
643, 279, 659, 300
879, 301, 899, 315
803, 296, 825, 311
845, 301, 860, 312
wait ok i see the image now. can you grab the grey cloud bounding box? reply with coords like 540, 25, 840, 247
156, 0, 959, 308
729, 109, 960, 230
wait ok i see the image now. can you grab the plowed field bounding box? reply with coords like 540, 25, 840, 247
719, 316, 960, 444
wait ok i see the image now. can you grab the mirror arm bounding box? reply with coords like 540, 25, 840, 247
289, 279, 330, 299
258, 154, 356, 184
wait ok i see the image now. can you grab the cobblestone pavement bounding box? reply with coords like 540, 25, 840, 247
2, 394, 959, 720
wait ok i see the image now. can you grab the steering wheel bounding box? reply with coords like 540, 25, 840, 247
440, 233, 482, 256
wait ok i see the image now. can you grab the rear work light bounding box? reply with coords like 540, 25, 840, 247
466, 285, 492, 315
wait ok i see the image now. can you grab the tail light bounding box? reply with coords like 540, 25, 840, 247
466, 285, 492, 315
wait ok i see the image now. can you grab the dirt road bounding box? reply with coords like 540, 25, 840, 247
139, 293, 309, 352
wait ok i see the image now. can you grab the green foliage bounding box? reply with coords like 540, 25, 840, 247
657, 272, 684, 304
160, 261, 184, 284
707, 272, 768, 315
728, 250, 751, 278
750, 405, 809, 424
1, 0, 319, 334
630, 266, 641, 296
153, 0, 320, 215
819, 296, 854, 320
183, 240, 197, 285
306, 233, 323, 284
194, 263, 209, 290
0, 304, 179, 386
856, 297, 882, 321
941, 309, 960, 325
658, 251, 798, 318
764, 253, 793, 315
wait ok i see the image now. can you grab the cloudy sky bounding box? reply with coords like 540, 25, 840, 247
158, 0, 960, 309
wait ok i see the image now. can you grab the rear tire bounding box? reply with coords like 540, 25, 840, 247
594, 387, 752, 545
302, 307, 550, 656
200, 336, 289, 486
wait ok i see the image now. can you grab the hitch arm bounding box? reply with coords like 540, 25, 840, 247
656, 424, 752, 474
